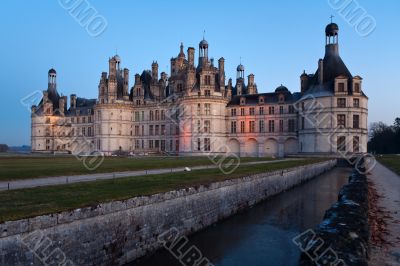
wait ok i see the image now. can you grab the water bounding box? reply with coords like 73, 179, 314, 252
131, 167, 352, 266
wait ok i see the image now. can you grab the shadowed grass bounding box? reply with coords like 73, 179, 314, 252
376, 155, 400, 175
0, 155, 274, 181
0, 158, 327, 222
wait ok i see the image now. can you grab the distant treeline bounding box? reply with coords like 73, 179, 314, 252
368, 118, 400, 154
0, 144, 8, 152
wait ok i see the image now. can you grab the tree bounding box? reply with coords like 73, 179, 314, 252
0, 144, 8, 152
368, 118, 400, 154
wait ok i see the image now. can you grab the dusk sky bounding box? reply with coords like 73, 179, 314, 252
0, 0, 399, 146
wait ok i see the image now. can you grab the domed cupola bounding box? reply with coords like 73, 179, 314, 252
275, 84, 289, 93
236, 61, 245, 79
325, 22, 339, 37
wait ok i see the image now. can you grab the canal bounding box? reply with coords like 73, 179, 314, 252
131, 167, 352, 266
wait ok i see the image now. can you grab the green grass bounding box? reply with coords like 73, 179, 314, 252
0, 155, 274, 181
0, 158, 327, 222
377, 155, 400, 175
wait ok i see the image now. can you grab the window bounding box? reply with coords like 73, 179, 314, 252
279, 120, 284, 132
135, 112, 140, 122
150, 111, 154, 121
249, 121, 255, 133
161, 110, 165, 120
149, 125, 154, 135
231, 108, 236, 116
288, 119, 295, 132
205, 90, 211, 96
337, 114, 346, 127
279, 106, 284, 114
204, 75, 211, 85
88, 127, 92, 136
141, 125, 144, 136
353, 136, 360, 152
268, 120, 275, 133
231, 121, 237, 133
259, 120, 265, 133
269, 106, 275, 115
204, 138, 211, 151
82, 127, 86, 136
259, 107, 264, 115
197, 104, 201, 115
354, 83, 360, 93
337, 136, 346, 151
301, 117, 305, 130
197, 120, 201, 132
240, 121, 245, 133
204, 120, 211, 133
155, 125, 159, 135
353, 115, 360, 129
205, 104, 211, 115
149, 140, 154, 149
197, 138, 201, 151
338, 82, 345, 92
289, 105, 295, 114
177, 83, 183, 92
155, 110, 160, 120
249, 108, 255, 115
353, 98, 360, 108
240, 108, 245, 116
337, 98, 346, 108
135, 126, 139, 136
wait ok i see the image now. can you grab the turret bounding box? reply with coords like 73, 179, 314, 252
59, 96, 67, 115
300, 71, 309, 94
48, 68, 57, 92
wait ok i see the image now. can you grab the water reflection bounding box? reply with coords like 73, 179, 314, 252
131, 167, 351, 266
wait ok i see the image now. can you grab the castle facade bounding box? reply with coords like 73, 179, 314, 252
31, 23, 368, 157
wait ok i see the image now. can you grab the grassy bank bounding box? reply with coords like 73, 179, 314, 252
0, 156, 273, 181
376, 155, 400, 175
0, 158, 327, 222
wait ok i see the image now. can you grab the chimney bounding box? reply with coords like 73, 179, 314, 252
248, 74, 254, 86
318, 59, 324, 85
43, 91, 48, 102
123, 68, 129, 95
59, 97, 66, 115
187, 47, 195, 67
151, 61, 158, 81
134, 74, 141, 85
218, 57, 225, 87
70, 94, 77, 109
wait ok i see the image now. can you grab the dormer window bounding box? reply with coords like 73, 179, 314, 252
259, 96, 264, 104
338, 82, 345, 92
279, 95, 285, 103
240, 97, 246, 105
354, 83, 360, 93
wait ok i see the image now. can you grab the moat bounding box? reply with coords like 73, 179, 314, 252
132, 167, 351, 266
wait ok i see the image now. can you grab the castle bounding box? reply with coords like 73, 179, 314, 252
31, 23, 368, 157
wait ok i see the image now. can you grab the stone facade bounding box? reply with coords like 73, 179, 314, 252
0, 160, 336, 265
31, 23, 368, 157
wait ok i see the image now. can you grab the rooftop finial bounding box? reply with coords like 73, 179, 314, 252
330, 15, 334, 23
203, 30, 205, 40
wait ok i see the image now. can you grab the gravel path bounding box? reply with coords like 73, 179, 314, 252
368, 162, 400, 266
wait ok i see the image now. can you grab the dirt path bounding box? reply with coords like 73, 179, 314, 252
368, 162, 400, 266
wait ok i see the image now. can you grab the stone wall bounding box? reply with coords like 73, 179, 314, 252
299, 168, 369, 266
0, 160, 336, 265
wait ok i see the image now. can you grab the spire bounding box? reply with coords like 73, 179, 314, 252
178, 42, 185, 58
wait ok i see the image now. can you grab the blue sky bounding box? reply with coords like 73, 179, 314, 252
0, 0, 399, 146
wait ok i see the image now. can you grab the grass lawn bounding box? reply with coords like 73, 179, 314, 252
376, 155, 400, 175
0, 155, 274, 181
0, 158, 327, 222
